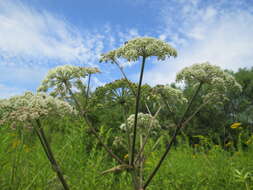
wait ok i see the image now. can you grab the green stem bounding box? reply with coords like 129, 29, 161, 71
139, 134, 143, 188
34, 126, 52, 162
122, 105, 132, 164
113, 60, 137, 96
85, 73, 91, 106
10, 128, 23, 189
131, 56, 146, 166
66, 83, 125, 165
135, 107, 161, 164
143, 82, 203, 189
83, 114, 125, 165
35, 120, 70, 190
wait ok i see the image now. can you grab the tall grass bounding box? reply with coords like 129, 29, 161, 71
1, 122, 253, 190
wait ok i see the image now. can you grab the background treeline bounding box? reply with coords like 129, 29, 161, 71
85, 67, 253, 148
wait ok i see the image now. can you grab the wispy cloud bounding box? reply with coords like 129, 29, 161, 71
144, 0, 253, 85
0, 0, 106, 65
0, 0, 112, 98
0, 0, 100, 97
2, 0, 252, 97
0, 0, 144, 97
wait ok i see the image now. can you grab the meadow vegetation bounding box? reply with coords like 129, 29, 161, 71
0, 37, 253, 190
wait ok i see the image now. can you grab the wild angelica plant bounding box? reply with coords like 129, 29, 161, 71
101, 39, 242, 189
2, 37, 242, 190
0, 92, 76, 190
38, 65, 127, 165
143, 62, 242, 189
100, 37, 177, 189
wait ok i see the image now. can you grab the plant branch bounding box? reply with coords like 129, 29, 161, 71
35, 120, 70, 190
143, 82, 203, 189
160, 95, 178, 125
83, 114, 125, 165
134, 106, 161, 164
85, 73, 91, 106
113, 60, 137, 96
131, 56, 146, 166
181, 100, 210, 128
122, 105, 132, 164
65, 83, 125, 165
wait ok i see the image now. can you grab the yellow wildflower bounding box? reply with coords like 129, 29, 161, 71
246, 139, 252, 145
225, 141, 233, 147
230, 122, 241, 129
235, 152, 240, 156
24, 145, 30, 153
12, 139, 20, 148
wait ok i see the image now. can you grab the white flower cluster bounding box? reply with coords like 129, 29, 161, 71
0, 92, 76, 127
100, 37, 177, 62
120, 113, 160, 134
153, 85, 187, 105
176, 62, 242, 102
37, 65, 100, 97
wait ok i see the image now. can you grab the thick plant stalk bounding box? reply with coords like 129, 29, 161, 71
11, 128, 23, 189
65, 83, 125, 165
35, 120, 70, 190
135, 107, 161, 164
122, 105, 132, 165
113, 58, 162, 157
131, 56, 146, 166
130, 170, 140, 190
143, 82, 203, 189
34, 127, 52, 162
85, 73, 91, 106
113, 57, 151, 190
139, 134, 144, 188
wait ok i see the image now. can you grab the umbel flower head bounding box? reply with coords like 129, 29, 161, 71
100, 37, 177, 63
120, 113, 160, 135
176, 62, 242, 102
37, 65, 100, 97
0, 92, 76, 127
93, 78, 136, 105
152, 85, 187, 106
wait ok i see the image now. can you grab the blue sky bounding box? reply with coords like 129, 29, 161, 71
0, 0, 253, 98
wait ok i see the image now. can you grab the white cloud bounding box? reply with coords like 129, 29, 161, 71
0, 0, 144, 97
118, 28, 141, 43
0, 0, 104, 65
0, 0, 112, 98
144, 0, 253, 86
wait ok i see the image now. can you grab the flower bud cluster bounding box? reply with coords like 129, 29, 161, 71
0, 92, 76, 127
120, 113, 160, 134
100, 37, 177, 62
153, 85, 187, 105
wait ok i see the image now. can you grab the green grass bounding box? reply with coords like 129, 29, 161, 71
1, 123, 253, 190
